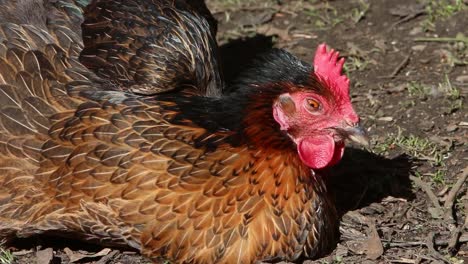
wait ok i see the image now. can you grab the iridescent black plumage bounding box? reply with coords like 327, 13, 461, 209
80, 0, 222, 96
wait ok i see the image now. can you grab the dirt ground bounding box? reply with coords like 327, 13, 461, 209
2, 0, 467, 263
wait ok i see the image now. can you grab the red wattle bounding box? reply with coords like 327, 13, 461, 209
297, 135, 344, 169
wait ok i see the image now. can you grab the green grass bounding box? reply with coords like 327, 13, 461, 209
350, 0, 370, 23
374, 128, 446, 166
407, 81, 429, 98
439, 74, 461, 100
303, 0, 370, 29
406, 75, 461, 100
344, 56, 368, 73
425, 169, 447, 184
303, 3, 343, 30
0, 247, 14, 264
375, 128, 450, 185
439, 74, 464, 113
394, 135, 444, 165
421, 0, 465, 31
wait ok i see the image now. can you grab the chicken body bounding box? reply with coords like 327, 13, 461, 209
0, 1, 368, 264
0, 26, 338, 264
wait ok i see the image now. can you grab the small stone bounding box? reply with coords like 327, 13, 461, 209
446, 124, 458, 132
335, 244, 349, 257
428, 207, 443, 219
360, 203, 385, 215
377, 116, 393, 122
409, 27, 423, 35
411, 45, 426, 51
420, 120, 434, 131
388, 83, 406, 93
420, 58, 431, 64
345, 240, 366, 255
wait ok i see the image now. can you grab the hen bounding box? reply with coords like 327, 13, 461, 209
0, 2, 368, 264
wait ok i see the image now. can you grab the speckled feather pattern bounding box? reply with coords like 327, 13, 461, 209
0, 1, 338, 263
80, 0, 222, 96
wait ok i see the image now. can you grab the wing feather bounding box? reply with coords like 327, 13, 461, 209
80, 0, 222, 96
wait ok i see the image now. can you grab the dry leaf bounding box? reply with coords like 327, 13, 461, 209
257, 25, 291, 41
239, 11, 275, 27
374, 39, 388, 52
364, 219, 384, 260
381, 196, 407, 203
95, 250, 120, 264
36, 248, 54, 264
64, 247, 112, 263
387, 83, 407, 93
343, 210, 368, 224
346, 42, 369, 57
12, 249, 33, 256
345, 240, 366, 255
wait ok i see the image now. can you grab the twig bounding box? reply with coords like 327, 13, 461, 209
410, 176, 441, 209
415, 254, 436, 262
213, 6, 279, 15
390, 53, 411, 78
406, 167, 468, 256
380, 52, 411, 79
447, 226, 463, 255
383, 233, 468, 248
447, 200, 468, 255
414, 37, 464, 42
425, 232, 450, 264
95, 250, 120, 264
444, 166, 468, 221
442, 166, 468, 255
391, 10, 426, 28
465, 198, 468, 227
414, 34, 468, 44
387, 259, 417, 264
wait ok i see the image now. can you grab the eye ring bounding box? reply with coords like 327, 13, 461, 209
305, 98, 321, 112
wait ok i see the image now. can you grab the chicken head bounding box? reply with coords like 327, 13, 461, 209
272, 44, 369, 169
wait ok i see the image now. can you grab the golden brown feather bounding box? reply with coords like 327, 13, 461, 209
0, 1, 342, 263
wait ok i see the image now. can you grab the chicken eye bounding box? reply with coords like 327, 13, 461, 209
305, 98, 321, 111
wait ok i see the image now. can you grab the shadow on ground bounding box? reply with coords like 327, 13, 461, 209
329, 148, 415, 217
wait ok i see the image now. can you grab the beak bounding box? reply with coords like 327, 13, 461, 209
344, 124, 370, 147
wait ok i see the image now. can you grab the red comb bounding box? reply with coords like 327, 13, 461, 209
313, 43, 349, 96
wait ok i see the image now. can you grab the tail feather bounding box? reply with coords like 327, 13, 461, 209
0, 4, 88, 229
